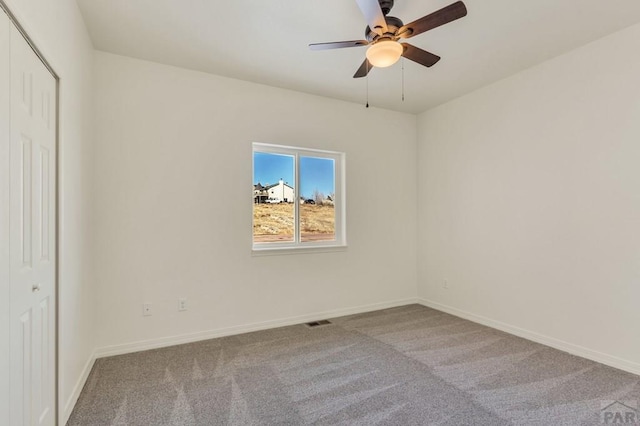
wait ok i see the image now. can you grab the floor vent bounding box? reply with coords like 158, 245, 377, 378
305, 320, 332, 328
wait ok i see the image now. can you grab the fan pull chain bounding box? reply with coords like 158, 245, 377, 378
366, 61, 370, 108
402, 57, 405, 102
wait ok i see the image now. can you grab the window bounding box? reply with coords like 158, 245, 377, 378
252, 143, 345, 251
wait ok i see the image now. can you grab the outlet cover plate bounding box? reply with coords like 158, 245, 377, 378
143, 302, 152, 316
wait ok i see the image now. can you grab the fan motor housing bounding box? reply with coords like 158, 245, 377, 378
365, 15, 403, 42
379, 0, 394, 15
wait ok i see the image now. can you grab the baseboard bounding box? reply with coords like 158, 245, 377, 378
94, 297, 419, 359
418, 298, 640, 376
61, 350, 96, 425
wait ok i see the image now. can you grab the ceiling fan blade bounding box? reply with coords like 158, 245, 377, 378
353, 58, 373, 78
309, 40, 369, 51
401, 43, 441, 67
355, 0, 388, 36
397, 1, 467, 39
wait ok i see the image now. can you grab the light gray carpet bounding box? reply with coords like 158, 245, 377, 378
67, 305, 640, 425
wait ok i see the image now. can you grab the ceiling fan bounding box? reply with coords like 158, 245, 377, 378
309, 0, 467, 78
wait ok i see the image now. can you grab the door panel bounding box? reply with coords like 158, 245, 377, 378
9, 21, 56, 426
39, 147, 50, 262
20, 136, 32, 267
19, 311, 32, 425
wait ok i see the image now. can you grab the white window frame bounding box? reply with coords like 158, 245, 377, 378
252, 142, 346, 253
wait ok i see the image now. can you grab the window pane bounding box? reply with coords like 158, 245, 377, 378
300, 156, 335, 242
253, 152, 295, 243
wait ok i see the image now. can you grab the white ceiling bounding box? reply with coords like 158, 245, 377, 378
76, 0, 640, 114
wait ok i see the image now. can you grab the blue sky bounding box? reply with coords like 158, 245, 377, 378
253, 152, 294, 187
254, 152, 334, 199
300, 157, 334, 199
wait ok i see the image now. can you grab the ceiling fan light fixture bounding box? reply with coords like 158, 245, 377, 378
366, 39, 403, 68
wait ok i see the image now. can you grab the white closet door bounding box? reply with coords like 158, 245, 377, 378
8, 18, 56, 426
0, 8, 12, 425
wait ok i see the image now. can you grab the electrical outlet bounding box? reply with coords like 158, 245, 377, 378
178, 298, 187, 312
143, 302, 153, 316
443, 280, 449, 289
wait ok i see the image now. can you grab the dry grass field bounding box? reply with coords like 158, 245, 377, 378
253, 203, 335, 243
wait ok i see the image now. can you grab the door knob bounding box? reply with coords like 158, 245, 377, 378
32, 284, 40, 292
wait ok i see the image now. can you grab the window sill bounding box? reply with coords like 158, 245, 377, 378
251, 244, 348, 257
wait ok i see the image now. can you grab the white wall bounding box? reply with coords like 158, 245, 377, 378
0, 0, 95, 422
418, 23, 640, 373
92, 51, 418, 354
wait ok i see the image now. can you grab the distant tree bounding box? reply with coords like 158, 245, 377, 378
313, 188, 325, 204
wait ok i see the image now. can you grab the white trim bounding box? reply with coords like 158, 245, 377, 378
95, 298, 419, 358
418, 298, 640, 376
252, 244, 348, 256
253, 142, 341, 157
62, 350, 96, 424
